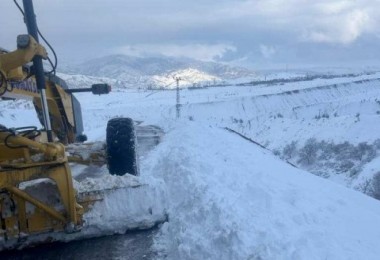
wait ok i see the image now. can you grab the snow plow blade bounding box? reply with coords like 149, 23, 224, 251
0, 168, 166, 251
0, 124, 166, 251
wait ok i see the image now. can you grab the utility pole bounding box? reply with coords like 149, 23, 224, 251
175, 77, 181, 119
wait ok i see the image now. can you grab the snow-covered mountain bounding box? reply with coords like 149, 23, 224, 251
151, 68, 221, 89
56, 73, 123, 89
59, 55, 254, 89
59, 55, 380, 91
68, 55, 254, 78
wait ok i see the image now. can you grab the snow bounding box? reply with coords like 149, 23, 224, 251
58, 55, 255, 90
152, 68, 220, 89
2, 69, 380, 258
351, 157, 380, 189
145, 122, 380, 260
81, 176, 167, 235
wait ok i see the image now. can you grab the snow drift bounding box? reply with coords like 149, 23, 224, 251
144, 122, 380, 260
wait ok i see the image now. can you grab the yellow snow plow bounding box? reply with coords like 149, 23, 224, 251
0, 128, 84, 237
0, 0, 164, 250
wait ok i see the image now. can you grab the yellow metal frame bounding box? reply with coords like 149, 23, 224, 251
0, 35, 77, 145
0, 132, 83, 239
0, 34, 100, 242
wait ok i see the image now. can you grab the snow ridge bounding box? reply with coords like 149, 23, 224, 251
146, 123, 380, 260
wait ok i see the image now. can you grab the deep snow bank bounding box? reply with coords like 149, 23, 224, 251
143, 122, 380, 260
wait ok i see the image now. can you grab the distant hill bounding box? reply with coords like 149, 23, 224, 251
60, 55, 255, 89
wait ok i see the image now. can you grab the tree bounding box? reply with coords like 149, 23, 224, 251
282, 141, 297, 160
372, 172, 380, 200
298, 138, 318, 165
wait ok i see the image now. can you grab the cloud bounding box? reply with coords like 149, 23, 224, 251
214, 1, 374, 45
315, 1, 354, 15
260, 45, 276, 59
114, 43, 237, 61
3, 0, 380, 66
302, 9, 370, 44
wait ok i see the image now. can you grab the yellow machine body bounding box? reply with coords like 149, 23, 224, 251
0, 131, 83, 238
0, 35, 106, 243
0, 37, 82, 145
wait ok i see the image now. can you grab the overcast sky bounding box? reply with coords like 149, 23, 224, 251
2, 0, 380, 69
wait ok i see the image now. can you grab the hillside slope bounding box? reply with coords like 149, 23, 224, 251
69, 55, 254, 79
59, 55, 255, 89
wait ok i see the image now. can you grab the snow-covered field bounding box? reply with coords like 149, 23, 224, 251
2, 71, 380, 258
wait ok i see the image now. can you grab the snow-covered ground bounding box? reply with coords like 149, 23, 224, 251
2, 71, 380, 258
147, 122, 380, 260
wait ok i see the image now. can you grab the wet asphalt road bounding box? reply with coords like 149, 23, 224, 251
0, 228, 159, 260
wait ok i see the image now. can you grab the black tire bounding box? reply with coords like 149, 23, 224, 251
106, 117, 139, 176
